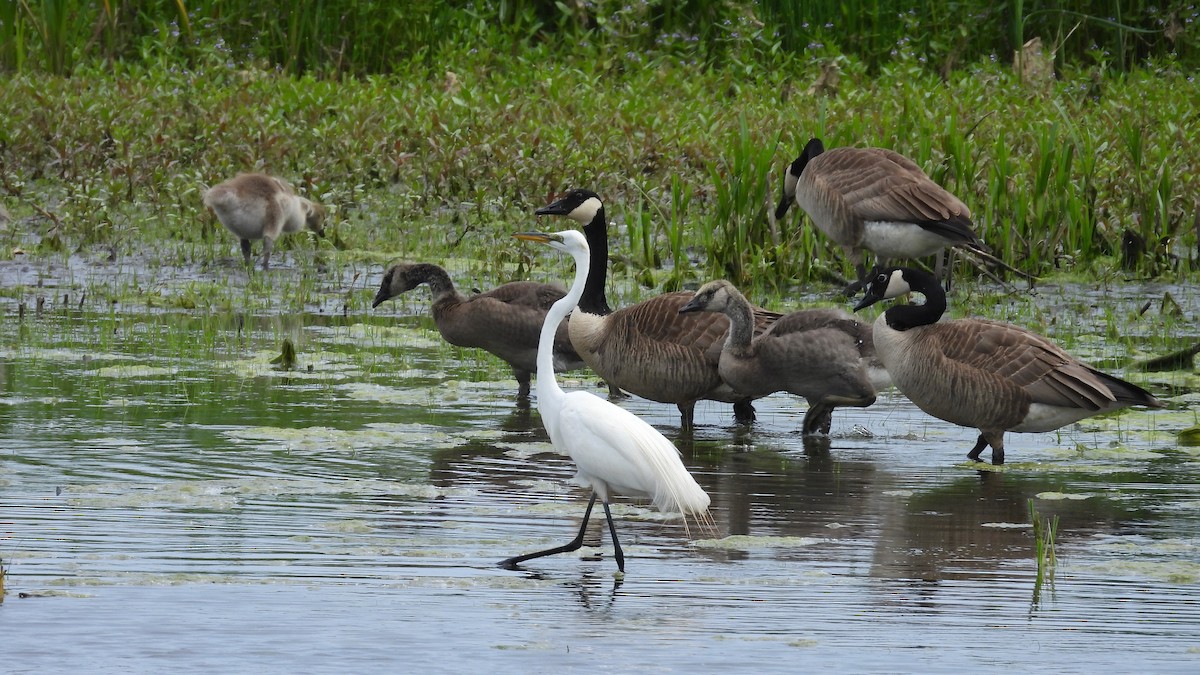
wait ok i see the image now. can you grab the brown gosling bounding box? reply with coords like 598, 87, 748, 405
203, 173, 326, 270
679, 279, 880, 436
372, 262, 584, 400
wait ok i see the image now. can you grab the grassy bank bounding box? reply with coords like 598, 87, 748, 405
1, 47, 1197, 294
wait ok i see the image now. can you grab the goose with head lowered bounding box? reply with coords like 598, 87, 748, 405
775, 138, 988, 294
536, 188, 782, 430
679, 279, 882, 435
853, 266, 1165, 464
501, 230, 711, 573
372, 262, 583, 400
203, 173, 327, 270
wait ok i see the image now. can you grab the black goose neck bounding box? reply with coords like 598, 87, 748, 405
578, 208, 611, 315
884, 274, 946, 331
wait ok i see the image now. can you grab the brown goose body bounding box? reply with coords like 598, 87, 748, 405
680, 280, 879, 435
372, 263, 583, 398
203, 173, 326, 270
776, 139, 985, 291
537, 189, 781, 428
855, 267, 1164, 464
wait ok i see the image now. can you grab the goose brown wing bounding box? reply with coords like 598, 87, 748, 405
814, 148, 972, 226
476, 280, 566, 310
932, 319, 1118, 410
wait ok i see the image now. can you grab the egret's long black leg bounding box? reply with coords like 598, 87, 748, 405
500, 492, 597, 570
601, 500, 625, 573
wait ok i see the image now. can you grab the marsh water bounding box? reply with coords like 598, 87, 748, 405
2, 254, 1200, 673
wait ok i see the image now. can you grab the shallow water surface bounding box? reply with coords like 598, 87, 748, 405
2, 262, 1200, 673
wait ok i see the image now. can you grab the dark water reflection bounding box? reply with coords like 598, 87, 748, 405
2, 279, 1200, 672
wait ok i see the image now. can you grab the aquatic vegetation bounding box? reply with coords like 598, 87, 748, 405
1029, 498, 1059, 602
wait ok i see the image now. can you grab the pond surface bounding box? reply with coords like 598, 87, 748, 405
2, 257, 1200, 673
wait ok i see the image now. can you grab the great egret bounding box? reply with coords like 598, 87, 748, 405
775, 139, 987, 293
501, 229, 711, 573
854, 266, 1165, 464
371, 262, 584, 399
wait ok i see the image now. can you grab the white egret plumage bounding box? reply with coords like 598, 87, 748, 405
500, 230, 711, 573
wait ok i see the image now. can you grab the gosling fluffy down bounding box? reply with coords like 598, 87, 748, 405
203, 173, 326, 270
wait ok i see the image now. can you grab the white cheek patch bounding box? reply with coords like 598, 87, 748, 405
569, 196, 602, 224
863, 221, 950, 258
884, 269, 911, 299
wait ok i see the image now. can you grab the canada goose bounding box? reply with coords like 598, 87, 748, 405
853, 266, 1165, 464
535, 189, 782, 430
501, 230, 710, 573
774, 138, 987, 293
679, 279, 881, 435
372, 262, 584, 399
203, 173, 326, 270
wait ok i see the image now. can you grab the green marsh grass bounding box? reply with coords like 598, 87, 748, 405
1, 24, 1199, 296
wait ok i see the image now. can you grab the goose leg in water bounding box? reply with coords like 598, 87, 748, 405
514, 368, 532, 400
803, 402, 834, 436
733, 399, 757, 424
240, 239, 253, 266
967, 432, 1006, 465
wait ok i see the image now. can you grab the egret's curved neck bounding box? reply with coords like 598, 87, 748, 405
578, 211, 611, 316
537, 243, 591, 398
884, 275, 946, 331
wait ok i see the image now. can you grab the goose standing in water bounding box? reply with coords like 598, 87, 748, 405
372, 262, 584, 400
536, 188, 782, 430
775, 138, 987, 294
501, 230, 711, 573
203, 173, 326, 270
679, 279, 882, 435
854, 266, 1164, 464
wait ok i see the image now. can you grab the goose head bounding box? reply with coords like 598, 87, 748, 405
372, 263, 429, 308
852, 267, 914, 312
303, 199, 327, 237
536, 189, 604, 227
774, 138, 826, 220
678, 280, 739, 314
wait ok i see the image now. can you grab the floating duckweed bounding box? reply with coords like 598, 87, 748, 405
339, 381, 442, 405
692, 535, 825, 549
1079, 560, 1200, 584
223, 423, 468, 453
1035, 491, 1093, 501
501, 442, 564, 459
64, 477, 465, 509
321, 519, 374, 533
94, 364, 176, 378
